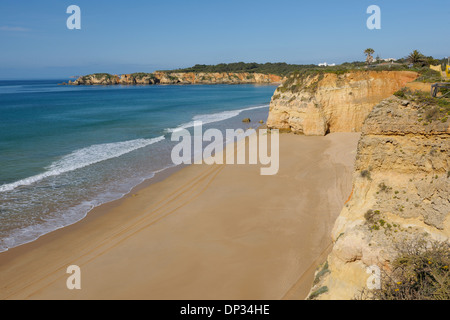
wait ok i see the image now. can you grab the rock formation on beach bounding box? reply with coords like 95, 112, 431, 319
67, 72, 282, 85
266, 71, 419, 135
309, 93, 449, 299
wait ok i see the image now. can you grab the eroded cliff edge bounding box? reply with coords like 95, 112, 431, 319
67, 72, 282, 85
311, 93, 449, 299
267, 71, 419, 135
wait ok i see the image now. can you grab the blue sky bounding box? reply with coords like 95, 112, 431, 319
0, 0, 449, 79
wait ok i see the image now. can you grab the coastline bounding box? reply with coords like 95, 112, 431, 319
65, 71, 283, 86
0, 82, 276, 253
0, 163, 187, 259
0, 131, 360, 300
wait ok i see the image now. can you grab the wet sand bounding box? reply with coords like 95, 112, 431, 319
0, 131, 360, 300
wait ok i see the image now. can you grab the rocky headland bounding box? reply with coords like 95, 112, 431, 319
66, 72, 282, 85
266, 71, 419, 135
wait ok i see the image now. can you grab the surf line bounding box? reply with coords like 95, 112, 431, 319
170, 121, 279, 176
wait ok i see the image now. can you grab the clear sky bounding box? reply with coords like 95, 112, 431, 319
0, 0, 449, 79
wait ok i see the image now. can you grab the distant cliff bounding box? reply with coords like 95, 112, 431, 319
266, 71, 419, 135
310, 93, 449, 299
67, 72, 282, 85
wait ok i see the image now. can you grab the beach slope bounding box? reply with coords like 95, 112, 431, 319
0, 132, 360, 300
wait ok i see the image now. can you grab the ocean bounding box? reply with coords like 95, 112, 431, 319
0, 80, 276, 252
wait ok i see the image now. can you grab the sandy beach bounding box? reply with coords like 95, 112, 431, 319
0, 131, 360, 300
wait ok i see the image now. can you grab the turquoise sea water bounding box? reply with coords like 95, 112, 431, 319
0, 80, 276, 251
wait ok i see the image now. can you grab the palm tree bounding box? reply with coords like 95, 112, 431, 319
407, 50, 425, 65
364, 48, 375, 65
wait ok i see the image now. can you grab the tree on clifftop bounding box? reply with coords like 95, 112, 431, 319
364, 48, 375, 65
407, 50, 426, 67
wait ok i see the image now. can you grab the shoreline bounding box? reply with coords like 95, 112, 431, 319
0, 163, 187, 259
0, 162, 186, 254
0, 101, 272, 254
0, 131, 360, 300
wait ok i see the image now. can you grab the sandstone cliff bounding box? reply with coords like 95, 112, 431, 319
68, 72, 282, 85
311, 93, 449, 299
267, 71, 419, 135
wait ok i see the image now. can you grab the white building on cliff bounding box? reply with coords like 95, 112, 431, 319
318, 62, 336, 67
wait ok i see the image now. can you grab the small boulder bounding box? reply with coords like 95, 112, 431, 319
242, 118, 251, 123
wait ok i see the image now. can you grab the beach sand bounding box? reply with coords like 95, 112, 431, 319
0, 131, 360, 300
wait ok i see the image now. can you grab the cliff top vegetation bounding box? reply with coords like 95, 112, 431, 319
160, 62, 317, 76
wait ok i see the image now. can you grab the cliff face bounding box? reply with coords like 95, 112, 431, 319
68, 72, 282, 85
312, 95, 449, 299
266, 71, 419, 135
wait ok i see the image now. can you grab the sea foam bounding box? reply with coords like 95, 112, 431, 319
166, 104, 269, 133
0, 136, 165, 193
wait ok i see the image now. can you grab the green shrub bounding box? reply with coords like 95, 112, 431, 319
361, 170, 371, 179
378, 182, 391, 193
357, 240, 450, 300
394, 90, 405, 98
364, 209, 380, 223
414, 68, 442, 83
425, 106, 440, 121
308, 286, 329, 300
313, 261, 330, 286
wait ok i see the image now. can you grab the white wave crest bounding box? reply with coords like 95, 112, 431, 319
0, 136, 165, 193
166, 104, 269, 133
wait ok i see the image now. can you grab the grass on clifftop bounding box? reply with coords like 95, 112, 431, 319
413, 68, 445, 83
274, 64, 435, 95
130, 72, 157, 80
394, 88, 450, 124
